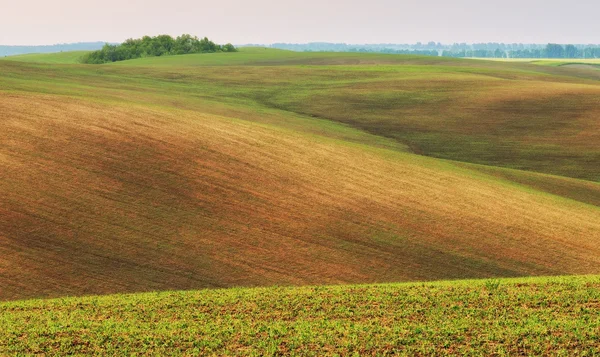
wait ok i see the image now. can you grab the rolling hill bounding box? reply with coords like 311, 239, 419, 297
1, 48, 599, 301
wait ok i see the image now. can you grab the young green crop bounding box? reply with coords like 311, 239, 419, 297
1, 276, 599, 356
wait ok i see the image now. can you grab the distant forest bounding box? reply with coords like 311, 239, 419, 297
81, 35, 237, 64
0, 42, 104, 57
271, 42, 600, 59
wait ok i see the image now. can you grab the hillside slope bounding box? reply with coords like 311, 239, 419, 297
1, 51, 599, 300
2, 276, 599, 355
1, 92, 599, 300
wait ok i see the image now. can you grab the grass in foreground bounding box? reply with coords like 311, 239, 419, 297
1, 276, 599, 356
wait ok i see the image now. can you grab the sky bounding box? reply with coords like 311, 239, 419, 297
1, 0, 599, 46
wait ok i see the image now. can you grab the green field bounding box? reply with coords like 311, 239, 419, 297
2, 276, 599, 356
2, 47, 600, 353
2, 46, 600, 354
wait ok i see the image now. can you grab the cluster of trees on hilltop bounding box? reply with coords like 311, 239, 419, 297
81, 35, 237, 64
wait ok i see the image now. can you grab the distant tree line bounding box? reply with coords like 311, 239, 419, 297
443, 44, 600, 59
268, 42, 600, 59
81, 35, 237, 64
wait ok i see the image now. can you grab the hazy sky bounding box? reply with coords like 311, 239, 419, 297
2, 0, 599, 45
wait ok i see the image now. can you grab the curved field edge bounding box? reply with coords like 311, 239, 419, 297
457, 162, 600, 208
1, 275, 599, 356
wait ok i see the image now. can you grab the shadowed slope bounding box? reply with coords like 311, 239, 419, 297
1, 92, 599, 301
